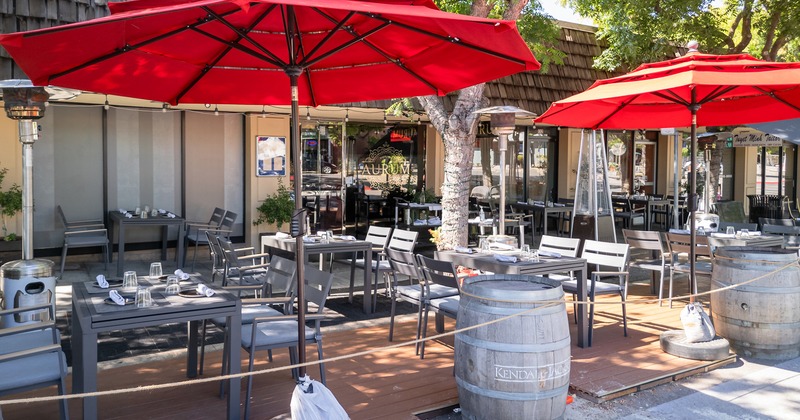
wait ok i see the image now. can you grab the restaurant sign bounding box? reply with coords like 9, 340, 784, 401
731, 131, 784, 147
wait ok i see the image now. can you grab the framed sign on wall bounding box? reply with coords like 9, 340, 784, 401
256, 135, 286, 176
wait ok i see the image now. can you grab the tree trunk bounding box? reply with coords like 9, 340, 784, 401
419, 85, 486, 250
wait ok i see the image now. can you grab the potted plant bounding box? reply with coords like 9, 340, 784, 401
0, 165, 22, 243
253, 179, 295, 230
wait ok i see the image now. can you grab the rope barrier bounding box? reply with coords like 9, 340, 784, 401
3, 255, 797, 407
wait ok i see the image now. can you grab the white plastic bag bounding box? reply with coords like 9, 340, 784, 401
290, 375, 349, 420
680, 302, 715, 342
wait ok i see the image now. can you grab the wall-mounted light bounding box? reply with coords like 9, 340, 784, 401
306, 106, 311, 121
104, 95, 110, 110
162, 103, 168, 113
416, 114, 421, 125
383, 110, 387, 125
204, 103, 211, 109
261, 105, 266, 118
345, 108, 349, 122
214, 105, 219, 116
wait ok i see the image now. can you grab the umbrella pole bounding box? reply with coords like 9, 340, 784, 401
289, 69, 307, 378
689, 101, 699, 303
674, 133, 680, 229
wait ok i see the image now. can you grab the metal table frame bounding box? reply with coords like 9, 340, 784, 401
261, 236, 375, 314
436, 250, 590, 348
109, 211, 186, 277
70, 280, 241, 419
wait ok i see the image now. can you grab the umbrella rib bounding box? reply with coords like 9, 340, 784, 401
651, 91, 690, 107
299, 10, 357, 67
755, 87, 800, 113
592, 95, 641, 129
175, 6, 277, 104
309, 9, 439, 93
202, 5, 286, 68
290, 9, 318, 106
697, 85, 736, 104
357, 11, 528, 66
301, 23, 390, 69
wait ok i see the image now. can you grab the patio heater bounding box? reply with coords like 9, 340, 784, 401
473, 106, 535, 236
571, 129, 616, 242
0, 80, 55, 327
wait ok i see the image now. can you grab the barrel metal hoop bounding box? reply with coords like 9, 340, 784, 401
456, 332, 571, 352
711, 279, 800, 294
456, 376, 569, 401
461, 300, 565, 317
714, 313, 800, 329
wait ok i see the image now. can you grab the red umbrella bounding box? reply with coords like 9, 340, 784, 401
535, 48, 800, 296
0, 0, 538, 407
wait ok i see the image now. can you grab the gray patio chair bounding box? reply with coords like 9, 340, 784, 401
717, 221, 758, 232
623, 229, 671, 302
241, 265, 334, 419
0, 304, 69, 420
561, 240, 630, 346
666, 233, 712, 308
761, 224, 800, 250
57, 204, 109, 278
417, 255, 461, 359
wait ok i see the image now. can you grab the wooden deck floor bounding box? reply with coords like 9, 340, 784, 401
1, 282, 734, 419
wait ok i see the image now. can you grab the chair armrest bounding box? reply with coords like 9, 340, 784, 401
223, 284, 263, 293
0, 321, 56, 338
243, 296, 294, 306
0, 344, 62, 363
591, 270, 629, 278
186, 221, 219, 228
0, 304, 52, 318
238, 263, 270, 272
237, 252, 270, 260
67, 222, 106, 230
65, 228, 107, 236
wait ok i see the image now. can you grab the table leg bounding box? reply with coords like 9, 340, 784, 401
177, 221, 185, 270
544, 210, 549, 236
117, 222, 126, 277
363, 246, 373, 314
576, 262, 589, 348
226, 311, 242, 420
187, 320, 199, 378
72, 306, 99, 419
161, 225, 169, 261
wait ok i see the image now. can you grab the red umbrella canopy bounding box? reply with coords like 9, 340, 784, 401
535, 52, 800, 129
0, 0, 539, 106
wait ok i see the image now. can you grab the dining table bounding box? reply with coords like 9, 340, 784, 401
705, 232, 785, 247
435, 249, 591, 348
260, 235, 375, 314
70, 276, 241, 419
511, 201, 572, 241
108, 210, 186, 277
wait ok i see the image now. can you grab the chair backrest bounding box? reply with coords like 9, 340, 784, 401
387, 228, 419, 252
219, 210, 238, 234
714, 201, 747, 223
538, 235, 581, 258
208, 207, 226, 227
581, 240, 629, 272
417, 254, 459, 290
718, 221, 758, 232
666, 233, 712, 258
385, 248, 421, 280
205, 230, 226, 267
363, 225, 393, 250
622, 229, 667, 254
56, 205, 68, 227
759, 217, 794, 227
303, 265, 334, 314
264, 255, 297, 299
470, 185, 490, 199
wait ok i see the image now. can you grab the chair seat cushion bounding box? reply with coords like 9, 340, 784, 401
431, 295, 460, 317
397, 284, 458, 301
0, 330, 58, 355
630, 259, 668, 271
211, 305, 282, 327
241, 320, 315, 349
0, 350, 67, 392
673, 261, 712, 274
396, 284, 423, 301
562, 279, 622, 295
548, 273, 572, 282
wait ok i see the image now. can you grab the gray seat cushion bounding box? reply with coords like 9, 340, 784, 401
396, 284, 458, 301
630, 259, 668, 271
241, 320, 315, 348
211, 305, 282, 327
431, 295, 460, 317
0, 330, 58, 355
673, 261, 712, 274
0, 350, 66, 391
562, 279, 622, 295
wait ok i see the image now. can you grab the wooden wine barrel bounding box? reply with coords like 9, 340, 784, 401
455, 275, 570, 420
711, 247, 800, 360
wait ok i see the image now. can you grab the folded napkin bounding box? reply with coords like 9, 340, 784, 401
428, 216, 441, 224
538, 250, 561, 258
489, 242, 515, 251
118, 208, 127, 213
533, 201, 545, 206
454, 246, 473, 254
710, 233, 735, 238
746, 231, 762, 236
494, 254, 519, 263
275, 232, 291, 239
165, 212, 176, 218
669, 229, 691, 234
339, 235, 356, 241
109, 290, 126, 305
413, 219, 428, 225
196, 283, 215, 297
96, 274, 109, 289
553, 203, 566, 207
124, 213, 133, 218
174, 269, 191, 280
303, 236, 318, 243
158, 208, 167, 214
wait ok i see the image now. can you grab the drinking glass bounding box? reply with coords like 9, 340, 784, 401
697, 226, 705, 235
149, 262, 163, 279
726, 226, 735, 235
135, 287, 153, 308
520, 244, 531, 258
740, 229, 750, 238
327, 230, 334, 241
164, 276, 181, 295
122, 271, 138, 290
478, 237, 488, 253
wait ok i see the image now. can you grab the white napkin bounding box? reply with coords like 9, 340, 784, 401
96, 274, 109, 288
166, 212, 176, 218
669, 229, 691, 234
124, 212, 133, 218
748, 231, 762, 236
109, 290, 126, 305
454, 246, 473, 254
710, 233, 735, 238
339, 235, 356, 241
158, 208, 167, 214
428, 216, 441, 224
303, 236, 317, 243
174, 269, 191, 280
118, 208, 126, 213
196, 283, 215, 297
275, 232, 291, 239
489, 242, 515, 251
538, 250, 562, 258
494, 254, 519, 263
